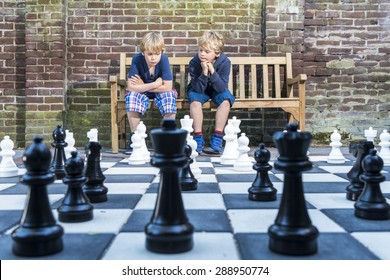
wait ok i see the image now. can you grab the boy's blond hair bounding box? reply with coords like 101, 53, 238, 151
140, 32, 165, 53
198, 31, 224, 54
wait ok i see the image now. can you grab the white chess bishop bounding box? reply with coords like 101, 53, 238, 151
327, 130, 346, 164
379, 129, 390, 165
136, 121, 150, 161
0, 135, 19, 177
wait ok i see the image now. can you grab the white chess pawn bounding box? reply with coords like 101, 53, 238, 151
180, 115, 194, 140
187, 135, 201, 179
64, 130, 77, 159
220, 120, 239, 165
136, 121, 150, 161
379, 129, 390, 165
128, 131, 145, 165
327, 130, 346, 164
0, 136, 19, 177
364, 126, 377, 144
233, 133, 253, 172
87, 128, 98, 142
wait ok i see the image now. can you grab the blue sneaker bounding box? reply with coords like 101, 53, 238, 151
193, 135, 204, 153
209, 134, 223, 154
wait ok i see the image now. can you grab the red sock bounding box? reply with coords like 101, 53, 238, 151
214, 130, 223, 135
194, 132, 203, 136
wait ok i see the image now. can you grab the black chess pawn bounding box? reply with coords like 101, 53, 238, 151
248, 143, 277, 201
354, 149, 390, 220
11, 136, 64, 256
268, 123, 319, 256
179, 144, 198, 191
145, 119, 194, 253
83, 141, 108, 203
58, 151, 94, 222
346, 141, 375, 201
50, 124, 67, 180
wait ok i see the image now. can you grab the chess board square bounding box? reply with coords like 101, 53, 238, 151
53, 209, 132, 234
275, 173, 349, 182
102, 232, 240, 260
219, 182, 283, 194
104, 183, 150, 194
0, 177, 20, 184
0, 234, 114, 260
146, 182, 221, 193
214, 167, 255, 174
196, 161, 214, 168
0, 184, 16, 192
317, 165, 353, 173
0, 210, 22, 234
352, 232, 390, 259
0, 194, 63, 210
103, 167, 158, 175
235, 232, 379, 260
321, 209, 390, 232
216, 174, 257, 182
304, 193, 355, 209
303, 182, 349, 193
122, 209, 232, 232
134, 193, 225, 210
228, 209, 345, 233
105, 174, 155, 183
100, 162, 117, 169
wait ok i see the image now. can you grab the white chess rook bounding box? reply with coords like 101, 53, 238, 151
379, 129, 390, 165
327, 130, 346, 164
0, 136, 19, 177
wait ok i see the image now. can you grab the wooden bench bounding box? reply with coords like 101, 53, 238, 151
109, 52, 307, 153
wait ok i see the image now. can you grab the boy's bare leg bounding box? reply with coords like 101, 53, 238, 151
215, 100, 230, 132
163, 113, 176, 119
190, 101, 203, 133
127, 111, 141, 132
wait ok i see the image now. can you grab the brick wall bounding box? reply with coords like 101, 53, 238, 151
1, 0, 389, 149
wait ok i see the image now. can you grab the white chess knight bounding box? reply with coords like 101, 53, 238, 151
231, 116, 241, 158
136, 121, 150, 161
64, 129, 77, 159
0, 135, 19, 177
364, 126, 377, 144
233, 133, 253, 172
220, 120, 239, 165
128, 131, 145, 165
379, 129, 390, 165
327, 130, 346, 164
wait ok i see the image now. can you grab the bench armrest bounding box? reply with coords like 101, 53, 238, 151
287, 74, 307, 85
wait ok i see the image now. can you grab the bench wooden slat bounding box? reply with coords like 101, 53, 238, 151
109, 53, 306, 152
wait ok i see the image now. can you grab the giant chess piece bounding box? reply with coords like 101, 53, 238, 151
0, 135, 19, 177
248, 143, 277, 201
364, 127, 377, 145
268, 123, 319, 255
11, 136, 64, 256
64, 129, 77, 159
346, 140, 375, 201
378, 129, 390, 165
220, 120, 239, 165
327, 130, 346, 164
179, 144, 198, 191
84, 141, 108, 203
50, 125, 67, 180
354, 149, 390, 220
233, 133, 253, 172
145, 119, 194, 253
58, 151, 94, 222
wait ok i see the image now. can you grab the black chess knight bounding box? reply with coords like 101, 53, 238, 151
12, 136, 64, 256
145, 119, 194, 254
268, 123, 319, 255
179, 144, 198, 191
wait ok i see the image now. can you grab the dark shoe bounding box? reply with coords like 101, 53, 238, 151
193, 135, 204, 153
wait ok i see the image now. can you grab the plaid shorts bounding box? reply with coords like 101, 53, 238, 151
125, 91, 177, 116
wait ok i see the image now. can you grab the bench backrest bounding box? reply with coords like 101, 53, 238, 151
118, 53, 294, 101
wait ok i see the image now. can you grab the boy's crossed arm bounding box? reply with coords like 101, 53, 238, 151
127, 75, 173, 93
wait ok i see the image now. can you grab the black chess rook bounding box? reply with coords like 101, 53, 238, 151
346, 141, 375, 201
83, 141, 108, 203
248, 143, 277, 201
179, 144, 198, 191
145, 119, 194, 254
268, 123, 319, 256
354, 149, 390, 220
58, 151, 94, 222
50, 124, 67, 180
11, 136, 64, 257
